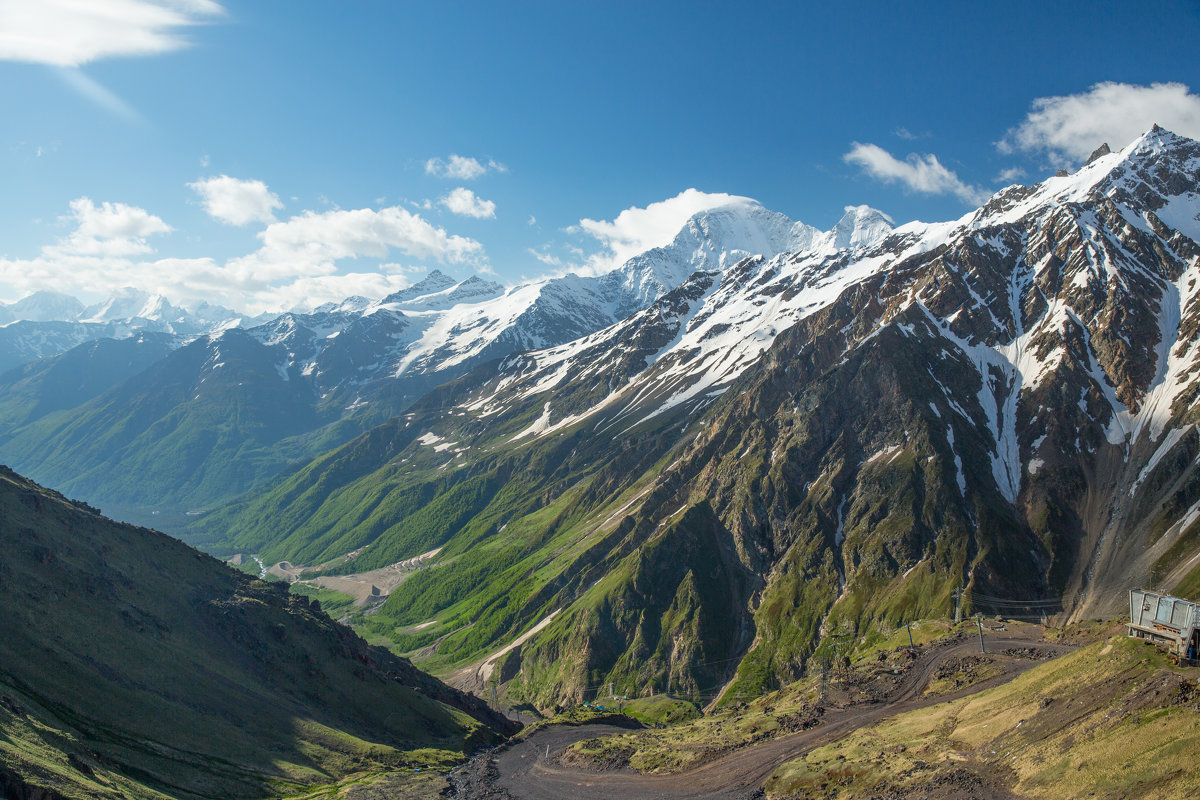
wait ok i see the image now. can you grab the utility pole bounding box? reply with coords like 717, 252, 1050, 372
906, 621, 914, 649
953, 588, 963, 624
609, 682, 614, 699
976, 615, 986, 653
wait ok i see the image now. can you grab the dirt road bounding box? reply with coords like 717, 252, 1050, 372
450, 630, 1072, 799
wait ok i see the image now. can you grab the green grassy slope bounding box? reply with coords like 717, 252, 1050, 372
0, 333, 179, 438
0, 331, 415, 521
0, 466, 514, 799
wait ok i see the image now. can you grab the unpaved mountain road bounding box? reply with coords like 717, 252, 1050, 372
449, 630, 1073, 799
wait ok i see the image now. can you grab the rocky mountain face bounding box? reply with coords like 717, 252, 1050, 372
189, 127, 1200, 710
0, 465, 514, 799
0, 202, 838, 521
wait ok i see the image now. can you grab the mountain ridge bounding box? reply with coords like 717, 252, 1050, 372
0, 200, 885, 521
184, 126, 1200, 710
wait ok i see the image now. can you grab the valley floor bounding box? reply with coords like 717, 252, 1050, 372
444, 622, 1200, 799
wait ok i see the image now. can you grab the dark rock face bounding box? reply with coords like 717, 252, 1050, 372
1086, 142, 1112, 164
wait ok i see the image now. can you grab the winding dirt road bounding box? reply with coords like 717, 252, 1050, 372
451, 629, 1072, 799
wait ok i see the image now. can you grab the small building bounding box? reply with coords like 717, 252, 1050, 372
1128, 589, 1200, 661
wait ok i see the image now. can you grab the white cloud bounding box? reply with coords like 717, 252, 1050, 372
576, 188, 751, 274
262, 206, 481, 263
424, 154, 506, 180
188, 174, 283, 226
999, 82, 1200, 164
0, 0, 224, 67
843, 143, 989, 205
0, 198, 484, 315
47, 197, 172, 257
439, 187, 496, 219
230, 205, 484, 283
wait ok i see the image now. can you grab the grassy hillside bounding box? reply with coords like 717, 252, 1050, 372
0, 331, 417, 523
553, 622, 1200, 799
766, 631, 1200, 799
0, 333, 178, 438
0, 466, 514, 799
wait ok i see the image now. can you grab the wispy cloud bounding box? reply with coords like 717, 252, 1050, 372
0, 0, 225, 67
189, 175, 283, 226
425, 154, 507, 180
439, 187, 496, 219
843, 143, 989, 205
527, 246, 562, 267
998, 82, 1200, 165
54, 67, 142, 121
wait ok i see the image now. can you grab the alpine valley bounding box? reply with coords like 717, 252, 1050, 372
5, 126, 1200, 722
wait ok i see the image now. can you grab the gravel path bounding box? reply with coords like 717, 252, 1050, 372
449, 631, 1071, 799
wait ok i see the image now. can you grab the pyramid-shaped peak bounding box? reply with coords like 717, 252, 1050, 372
1100, 125, 1200, 198
1124, 124, 1196, 154
829, 205, 894, 251
444, 275, 504, 304
667, 198, 814, 261
381, 270, 459, 304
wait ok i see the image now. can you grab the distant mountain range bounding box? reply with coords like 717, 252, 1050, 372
0, 288, 255, 374
0, 200, 886, 522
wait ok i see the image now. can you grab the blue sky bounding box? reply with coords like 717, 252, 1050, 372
2, 1, 1199, 313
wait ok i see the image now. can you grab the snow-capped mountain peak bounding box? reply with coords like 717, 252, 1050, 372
380, 270, 459, 304
820, 204, 895, 253
5, 291, 85, 323
385, 274, 506, 312
597, 199, 820, 319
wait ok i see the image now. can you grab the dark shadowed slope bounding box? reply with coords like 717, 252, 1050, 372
0, 465, 515, 799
